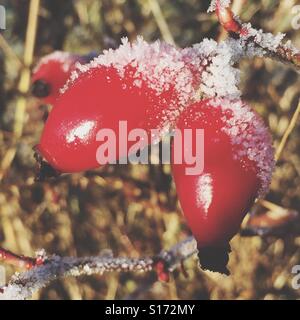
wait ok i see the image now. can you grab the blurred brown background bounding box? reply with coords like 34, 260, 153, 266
0, 0, 300, 300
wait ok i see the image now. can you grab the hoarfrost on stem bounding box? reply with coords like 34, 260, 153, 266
0, 238, 197, 300
208, 0, 231, 13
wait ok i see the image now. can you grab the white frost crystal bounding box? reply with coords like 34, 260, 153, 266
0, 254, 153, 300
60, 36, 274, 196
33, 51, 76, 73
208, 0, 231, 13
62, 36, 256, 104
212, 98, 275, 196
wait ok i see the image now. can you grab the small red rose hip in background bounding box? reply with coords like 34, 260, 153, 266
172, 98, 275, 274
31, 51, 97, 105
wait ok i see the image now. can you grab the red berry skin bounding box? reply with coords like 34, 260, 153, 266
35, 39, 207, 174
36, 65, 174, 173
32, 51, 97, 105
171, 99, 274, 273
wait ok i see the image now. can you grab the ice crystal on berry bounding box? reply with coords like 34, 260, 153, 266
212, 98, 275, 196
192, 39, 243, 99
62, 37, 203, 110
62, 37, 250, 112
33, 51, 76, 73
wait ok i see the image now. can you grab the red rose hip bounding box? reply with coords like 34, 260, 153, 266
32, 51, 97, 105
35, 38, 204, 174
172, 98, 275, 274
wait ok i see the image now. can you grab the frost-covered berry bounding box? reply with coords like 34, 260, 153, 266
31, 51, 97, 105
171, 98, 275, 274
35, 38, 205, 173
35, 37, 274, 179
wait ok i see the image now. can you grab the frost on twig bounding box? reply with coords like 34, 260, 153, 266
209, 0, 300, 71
208, 0, 231, 13
0, 237, 197, 300
0, 247, 40, 269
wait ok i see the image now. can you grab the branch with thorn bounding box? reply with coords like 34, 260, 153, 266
211, 0, 300, 70
0, 247, 43, 270
0, 237, 197, 300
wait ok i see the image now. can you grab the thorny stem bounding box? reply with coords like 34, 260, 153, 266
0, 247, 40, 269
215, 0, 300, 71
0, 237, 197, 300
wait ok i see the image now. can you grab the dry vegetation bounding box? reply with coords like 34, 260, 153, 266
0, 0, 300, 300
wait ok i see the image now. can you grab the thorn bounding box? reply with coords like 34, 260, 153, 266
216, 3, 242, 33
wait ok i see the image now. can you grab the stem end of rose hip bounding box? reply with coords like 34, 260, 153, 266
197, 244, 231, 275
33, 145, 61, 181
31, 79, 51, 98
